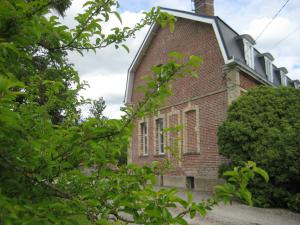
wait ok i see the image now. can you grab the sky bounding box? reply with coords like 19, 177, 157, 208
62, 0, 300, 118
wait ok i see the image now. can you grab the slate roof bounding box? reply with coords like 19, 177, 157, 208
162, 7, 296, 87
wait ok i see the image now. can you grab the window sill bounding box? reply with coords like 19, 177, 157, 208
154, 154, 166, 158
140, 154, 149, 158
183, 152, 200, 156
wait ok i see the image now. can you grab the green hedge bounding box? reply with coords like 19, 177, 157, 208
218, 86, 300, 212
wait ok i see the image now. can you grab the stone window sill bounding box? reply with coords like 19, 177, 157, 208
183, 152, 200, 156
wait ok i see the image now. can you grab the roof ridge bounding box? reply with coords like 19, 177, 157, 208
159, 7, 216, 19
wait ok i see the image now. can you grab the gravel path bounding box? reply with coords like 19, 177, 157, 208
173, 189, 300, 225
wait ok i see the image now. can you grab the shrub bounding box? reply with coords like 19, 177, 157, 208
218, 86, 300, 212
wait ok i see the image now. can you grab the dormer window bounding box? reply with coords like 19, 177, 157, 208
262, 53, 274, 82
294, 80, 300, 89
239, 34, 256, 70
279, 67, 288, 86
265, 59, 273, 81
243, 39, 254, 69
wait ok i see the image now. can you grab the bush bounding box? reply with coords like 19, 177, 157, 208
288, 193, 300, 212
218, 86, 300, 212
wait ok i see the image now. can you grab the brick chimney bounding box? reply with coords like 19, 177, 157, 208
193, 0, 214, 16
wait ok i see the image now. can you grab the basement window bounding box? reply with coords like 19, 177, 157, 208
186, 176, 195, 189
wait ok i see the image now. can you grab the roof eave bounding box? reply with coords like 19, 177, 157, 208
225, 60, 275, 87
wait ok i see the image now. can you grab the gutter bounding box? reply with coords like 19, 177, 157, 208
225, 59, 275, 87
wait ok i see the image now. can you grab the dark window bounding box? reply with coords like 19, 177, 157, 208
186, 176, 195, 189
156, 118, 164, 154
140, 122, 148, 155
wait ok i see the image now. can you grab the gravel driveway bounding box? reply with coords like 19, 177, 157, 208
173, 189, 300, 225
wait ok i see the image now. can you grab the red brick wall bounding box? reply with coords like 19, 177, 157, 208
129, 18, 247, 181
131, 18, 226, 106
240, 72, 261, 90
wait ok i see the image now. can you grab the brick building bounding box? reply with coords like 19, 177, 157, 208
124, 0, 299, 191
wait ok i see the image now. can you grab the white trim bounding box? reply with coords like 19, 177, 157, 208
153, 114, 167, 156
243, 38, 255, 69
280, 71, 287, 86
124, 24, 159, 104
124, 9, 229, 104
138, 119, 149, 156
264, 57, 273, 82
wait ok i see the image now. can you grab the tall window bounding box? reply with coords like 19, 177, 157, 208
156, 118, 164, 154
185, 110, 197, 153
280, 72, 287, 86
265, 58, 273, 82
243, 39, 255, 69
140, 122, 148, 155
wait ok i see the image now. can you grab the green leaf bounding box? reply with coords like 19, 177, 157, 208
196, 205, 207, 217
253, 167, 269, 183
175, 217, 189, 225
240, 189, 253, 206
83, 1, 95, 7
191, 71, 198, 77
121, 44, 130, 53
113, 11, 122, 24
190, 209, 196, 218
168, 52, 184, 60
169, 21, 175, 32
186, 191, 193, 204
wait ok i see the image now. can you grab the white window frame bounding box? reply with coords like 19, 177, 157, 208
280, 71, 287, 86
265, 57, 273, 82
156, 118, 165, 155
243, 39, 255, 69
140, 122, 148, 156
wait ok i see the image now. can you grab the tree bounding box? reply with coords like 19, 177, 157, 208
0, 0, 268, 224
218, 86, 300, 212
89, 97, 107, 120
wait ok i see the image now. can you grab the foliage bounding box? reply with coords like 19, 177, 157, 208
218, 86, 300, 212
89, 97, 107, 120
0, 0, 268, 224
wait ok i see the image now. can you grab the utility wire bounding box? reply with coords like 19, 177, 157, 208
240, 0, 291, 64
271, 25, 300, 50
255, 0, 291, 42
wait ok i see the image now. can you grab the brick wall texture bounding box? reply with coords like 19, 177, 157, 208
129, 18, 261, 187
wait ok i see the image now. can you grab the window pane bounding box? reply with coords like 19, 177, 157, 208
141, 122, 147, 155
156, 118, 164, 154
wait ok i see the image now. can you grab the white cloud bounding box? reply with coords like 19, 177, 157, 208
244, 16, 300, 80
62, 3, 148, 119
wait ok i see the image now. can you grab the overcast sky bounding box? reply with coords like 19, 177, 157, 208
62, 0, 300, 118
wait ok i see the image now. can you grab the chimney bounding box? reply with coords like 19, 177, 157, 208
193, 0, 214, 16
